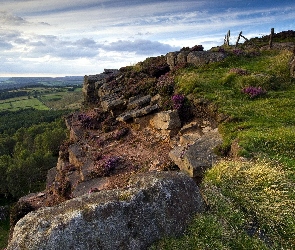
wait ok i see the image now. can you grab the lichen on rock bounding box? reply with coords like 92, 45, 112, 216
7, 171, 205, 250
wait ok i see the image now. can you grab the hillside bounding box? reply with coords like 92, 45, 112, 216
5, 31, 295, 249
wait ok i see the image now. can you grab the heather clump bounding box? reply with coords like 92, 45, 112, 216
232, 48, 244, 56
156, 72, 176, 110
157, 72, 175, 96
171, 94, 185, 110
242, 86, 267, 98
77, 110, 106, 130
180, 45, 204, 52
171, 93, 193, 123
91, 155, 121, 177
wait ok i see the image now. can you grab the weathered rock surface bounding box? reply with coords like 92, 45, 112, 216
82, 69, 119, 103
166, 50, 226, 69
169, 129, 222, 177
116, 104, 159, 122
8, 45, 227, 249
187, 51, 226, 66
150, 110, 181, 130
7, 171, 205, 250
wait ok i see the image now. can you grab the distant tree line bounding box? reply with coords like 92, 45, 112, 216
0, 76, 83, 90
0, 109, 69, 135
0, 90, 29, 100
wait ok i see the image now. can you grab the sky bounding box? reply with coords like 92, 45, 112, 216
0, 0, 295, 77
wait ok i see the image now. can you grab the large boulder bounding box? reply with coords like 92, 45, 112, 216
187, 51, 225, 66
150, 110, 181, 130
169, 130, 222, 177
7, 171, 205, 250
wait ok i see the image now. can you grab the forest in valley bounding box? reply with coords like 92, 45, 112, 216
0, 109, 69, 199
0, 80, 84, 247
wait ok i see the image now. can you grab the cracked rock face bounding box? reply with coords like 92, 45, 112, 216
7, 171, 205, 250
169, 130, 222, 177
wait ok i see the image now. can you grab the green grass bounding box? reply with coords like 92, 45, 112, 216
152, 160, 295, 250
152, 47, 295, 248
175, 49, 295, 166
39, 89, 82, 110
0, 88, 83, 112
0, 97, 49, 111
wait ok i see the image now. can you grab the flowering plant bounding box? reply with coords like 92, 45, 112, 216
77, 110, 100, 129
157, 73, 175, 96
92, 155, 120, 178
104, 156, 120, 175
242, 86, 267, 98
172, 94, 185, 110
233, 49, 244, 56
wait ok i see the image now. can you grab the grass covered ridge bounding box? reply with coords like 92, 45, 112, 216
151, 46, 295, 248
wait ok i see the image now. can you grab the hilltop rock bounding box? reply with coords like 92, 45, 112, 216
166, 50, 226, 69
8, 45, 227, 248
169, 129, 222, 178
150, 110, 181, 130
7, 171, 205, 250
82, 69, 119, 104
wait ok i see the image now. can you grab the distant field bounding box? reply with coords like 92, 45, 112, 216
39, 88, 83, 110
0, 87, 83, 111
0, 97, 49, 111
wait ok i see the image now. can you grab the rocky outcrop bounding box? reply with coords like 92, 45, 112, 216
187, 51, 226, 66
166, 51, 226, 69
7, 171, 205, 250
116, 95, 159, 122
82, 69, 119, 104
8, 45, 226, 249
150, 110, 181, 130
169, 129, 222, 178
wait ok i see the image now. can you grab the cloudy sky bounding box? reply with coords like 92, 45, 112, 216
1, 0, 294, 76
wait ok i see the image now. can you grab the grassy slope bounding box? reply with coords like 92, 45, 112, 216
151, 48, 295, 249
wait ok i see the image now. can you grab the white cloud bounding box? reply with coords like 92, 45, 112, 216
0, 11, 28, 26
103, 39, 180, 55
1, 0, 295, 76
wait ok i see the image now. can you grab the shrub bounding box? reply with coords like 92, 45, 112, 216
157, 72, 175, 96
172, 94, 185, 110
104, 156, 120, 175
140, 56, 170, 78
232, 49, 244, 56
92, 156, 121, 177
77, 112, 100, 129
242, 86, 267, 98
